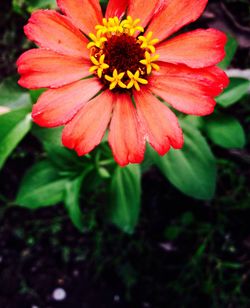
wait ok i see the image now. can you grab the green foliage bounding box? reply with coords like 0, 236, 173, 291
26, 0, 56, 10
65, 177, 85, 232
217, 77, 250, 107
16, 160, 68, 208
218, 34, 238, 69
32, 125, 63, 146
205, 113, 246, 149
108, 165, 141, 234
43, 142, 87, 173
181, 211, 194, 225
100, 0, 109, 5
165, 211, 194, 240
30, 89, 45, 104
12, 0, 56, 14
150, 120, 217, 200
0, 77, 31, 110
0, 78, 32, 169
0, 108, 31, 169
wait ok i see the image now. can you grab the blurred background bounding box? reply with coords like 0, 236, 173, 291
0, 0, 250, 307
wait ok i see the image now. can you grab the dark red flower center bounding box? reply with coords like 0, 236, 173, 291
103, 34, 146, 78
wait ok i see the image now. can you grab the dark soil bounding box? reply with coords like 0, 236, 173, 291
1, 159, 250, 308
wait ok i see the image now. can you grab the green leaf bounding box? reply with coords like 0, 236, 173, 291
218, 34, 238, 69
216, 77, 250, 107
100, 0, 109, 6
181, 212, 194, 226
205, 114, 246, 149
182, 115, 205, 130
150, 120, 217, 200
0, 109, 32, 169
108, 164, 141, 234
44, 142, 87, 172
221, 262, 242, 270
98, 167, 111, 178
12, 0, 56, 14
193, 239, 208, 260
31, 125, 63, 146
0, 77, 31, 110
27, 0, 56, 11
64, 177, 84, 232
16, 160, 68, 208
30, 89, 45, 104
164, 226, 181, 240
33, 126, 92, 173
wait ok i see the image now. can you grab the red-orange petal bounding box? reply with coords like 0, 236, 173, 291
17, 49, 91, 89
146, 0, 208, 42
156, 62, 229, 96
32, 78, 102, 127
57, 0, 103, 34
108, 94, 145, 166
24, 10, 89, 58
62, 91, 113, 155
127, 0, 166, 28
200, 66, 229, 90
157, 29, 227, 68
105, 0, 128, 19
149, 63, 226, 116
133, 88, 183, 155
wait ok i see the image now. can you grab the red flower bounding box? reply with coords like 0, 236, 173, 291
17, 0, 229, 166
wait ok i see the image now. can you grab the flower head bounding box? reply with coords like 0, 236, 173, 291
17, 0, 229, 166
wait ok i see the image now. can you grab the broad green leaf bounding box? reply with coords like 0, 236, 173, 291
44, 142, 87, 172
218, 34, 238, 69
216, 77, 250, 107
64, 177, 84, 232
34, 128, 92, 173
183, 115, 205, 130
108, 164, 141, 234
205, 114, 246, 149
0, 108, 30, 139
16, 160, 68, 208
0, 77, 31, 110
0, 109, 32, 169
31, 125, 63, 146
150, 121, 216, 200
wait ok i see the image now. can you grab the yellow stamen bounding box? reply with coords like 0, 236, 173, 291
105, 69, 127, 90
89, 54, 109, 78
127, 70, 148, 91
95, 24, 108, 36
108, 17, 123, 33
140, 51, 160, 74
138, 31, 159, 53
121, 16, 144, 36
95, 17, 123, 36
87, 33, 107, 49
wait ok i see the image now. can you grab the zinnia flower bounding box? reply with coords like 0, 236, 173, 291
17, 0, 229, 166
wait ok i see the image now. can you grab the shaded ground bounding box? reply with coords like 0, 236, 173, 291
1, 156, 250, 307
